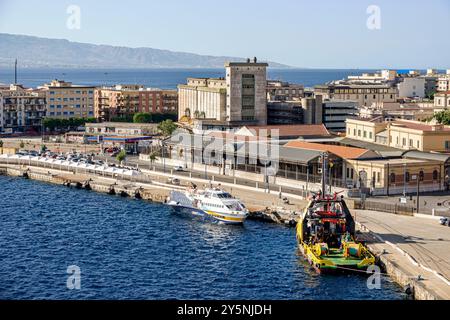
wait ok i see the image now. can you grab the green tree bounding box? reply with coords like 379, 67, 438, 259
40, 145, 47, 153
0, 140, 3, 148
116, 149, 127, 165
157, 119, 177, 137
433, 110, 450, 125
133, 113, 153, 123
19, 140, 25, 149
149, 152, 158, 164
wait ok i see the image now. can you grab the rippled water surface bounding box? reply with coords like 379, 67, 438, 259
0, 176, 406, 300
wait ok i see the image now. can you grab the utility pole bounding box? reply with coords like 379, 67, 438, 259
416, 173, 421, 213
403, 163, 407, 197
14, 58, 17, 84
321, 152, 327, 196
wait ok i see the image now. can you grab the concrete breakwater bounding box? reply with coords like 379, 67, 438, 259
0, 159, 300, 226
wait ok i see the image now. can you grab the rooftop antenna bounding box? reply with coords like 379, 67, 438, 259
14, 58, 17, 84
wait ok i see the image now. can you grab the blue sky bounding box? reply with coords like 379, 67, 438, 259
0, 0, 449, 69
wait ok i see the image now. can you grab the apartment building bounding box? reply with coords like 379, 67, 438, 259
315, 83, 398, 107
0, 84, 46, 133
266, 80, 304, 102
40, 80, 95, 119
438, 73, 450, 92
95, 85, 178, 121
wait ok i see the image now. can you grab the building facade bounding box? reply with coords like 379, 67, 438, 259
397, 77, 425, 98
40, 80, 95, 119
322, 100, 358, 132
435, 91, 450, 109
178, 58, 268, 129
315, 83, 398, 107
267, 101, 303, 125
266, 80, 304, 102
95, 85, 177, 121
346, 118, 450, 152
0, 84, 46, 133
178, 78, 227, 121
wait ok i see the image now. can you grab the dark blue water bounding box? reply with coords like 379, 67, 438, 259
0, 68, 377, 89
0, 176, 405, 300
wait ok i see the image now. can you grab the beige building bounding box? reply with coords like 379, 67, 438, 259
434, 91, 450, 109
346, 118, 450, 152
0, 84, 46, 133
178, 78, 227, 121
315, 83, 398, 107
178, 58, 268, 129
346, 157, 444, 195
40, 80, 95, 119
438, 74, 450, 92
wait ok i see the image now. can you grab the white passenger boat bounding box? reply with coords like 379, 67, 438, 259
167, 188, 248, 224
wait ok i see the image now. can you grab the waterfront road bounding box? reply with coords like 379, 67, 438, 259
96, 155, 316, 198
354, 209, 450, 299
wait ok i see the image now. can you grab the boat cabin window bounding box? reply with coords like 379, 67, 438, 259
217, 192, 233, 199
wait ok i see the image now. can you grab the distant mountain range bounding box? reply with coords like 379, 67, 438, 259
0, 33, 291, 69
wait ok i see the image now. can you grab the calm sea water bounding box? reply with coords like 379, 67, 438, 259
0, 68, 377, 89
0, 176, 406, 300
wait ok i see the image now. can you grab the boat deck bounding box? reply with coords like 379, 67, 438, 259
324, 248, 362, 266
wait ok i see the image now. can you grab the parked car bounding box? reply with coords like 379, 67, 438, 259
440, 218, 450, 227
174, 165, 185, 172
167, 177, 181, 186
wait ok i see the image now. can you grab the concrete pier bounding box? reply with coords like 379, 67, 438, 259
354, 210, 450, 300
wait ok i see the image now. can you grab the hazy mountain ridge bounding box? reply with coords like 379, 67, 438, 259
0, 33, 291, 69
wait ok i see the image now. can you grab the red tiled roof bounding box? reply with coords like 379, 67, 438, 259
243, 124, 331, 137
391, 121, 450, 132
285, 141, 373, 159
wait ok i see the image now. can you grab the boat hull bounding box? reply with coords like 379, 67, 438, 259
298, 242, 375, 274
169, 204, 246, 225
167, 190, 247, 225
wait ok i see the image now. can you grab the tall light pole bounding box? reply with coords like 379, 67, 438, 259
403, 163, 407, 197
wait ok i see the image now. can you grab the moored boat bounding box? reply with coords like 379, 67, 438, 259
296, 193, 375, 273
167, 187, 248, 225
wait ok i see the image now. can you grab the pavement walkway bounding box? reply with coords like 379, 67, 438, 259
354, 209, 450, 299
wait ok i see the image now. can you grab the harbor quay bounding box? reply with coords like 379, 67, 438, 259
0, 156, 449, 300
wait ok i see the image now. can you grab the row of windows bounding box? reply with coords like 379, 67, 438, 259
48, 111, 94, 116
49, 97, 92, 102
202, 202, 224, 209
49, 105, 92, 109
337, 94, 394, 100
390, 171, 437, 183
49, 90, 94, 95
393, 137, 420, 149
349, 128, 374, 140
335, 88, 394, 94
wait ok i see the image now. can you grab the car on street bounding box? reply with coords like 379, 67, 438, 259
174, 165, 185, 172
